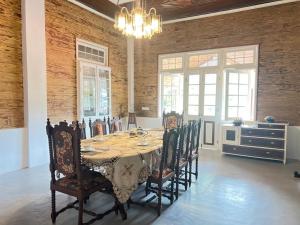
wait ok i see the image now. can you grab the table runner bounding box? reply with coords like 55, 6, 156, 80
81, 130, 163, 203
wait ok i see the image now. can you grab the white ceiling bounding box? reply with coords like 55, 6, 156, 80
108, 0, 134, 5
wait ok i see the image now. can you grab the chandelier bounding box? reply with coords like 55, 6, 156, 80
114, 0, 162, 39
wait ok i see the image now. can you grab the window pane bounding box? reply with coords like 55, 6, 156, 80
204, 95, 216, 105
205, 73, 217, 84
229, 73, 239, 83
164, 86, 172, 95
228, 84, 238, 95
228, 96, 238, 106
204, 106, 215, 116
189, 85, 199, 95
239, 73, 249, 84
189, 74, 200, 85
239, 85, 248, 95
83, 77, 96, 117
189, 96, 199, 105
189, 53, 218, 68
239, 96, 248, 106
228, 107, 238, 118
188, 105, 199, 116
163, 75, 172, 86
99, 70, 110, 116
205, 85, 216, 95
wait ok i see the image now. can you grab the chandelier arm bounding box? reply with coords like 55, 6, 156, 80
120, 6, 130, 14
148, 7, 157, 15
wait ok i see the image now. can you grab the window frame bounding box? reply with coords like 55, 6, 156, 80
76, 39, 112, 121
158, 45, 258, 122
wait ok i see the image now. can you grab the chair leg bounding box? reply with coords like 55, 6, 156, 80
170, 177, 174, 204
145, 180, 150, 196
195, 156, 199, 180
51, 190, 56, 223
175, 168, 179, 200
189, 160, 192, 187
157, 182, 162, 216
78, 198, 84, 225
184, 164, 188, 191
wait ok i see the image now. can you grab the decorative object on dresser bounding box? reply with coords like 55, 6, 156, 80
295, 171, 300, 178
222, 122, 288, 164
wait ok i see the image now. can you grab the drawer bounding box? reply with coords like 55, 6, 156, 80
240, 137, 284, 149
241, 128, 285, 138
257, 124, 285, 129
223, 144, 284, 160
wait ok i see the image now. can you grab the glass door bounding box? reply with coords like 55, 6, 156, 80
185, 69, 221, 149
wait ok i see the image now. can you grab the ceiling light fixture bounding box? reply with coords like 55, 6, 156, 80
114, 0, 162, 39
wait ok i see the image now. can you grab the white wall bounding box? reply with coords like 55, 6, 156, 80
0, 129, 26, 175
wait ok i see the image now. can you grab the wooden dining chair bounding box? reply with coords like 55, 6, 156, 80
46, 119, 124, 225
145, 128, 179, 216
188, 119, 201, 186
110, 117, 123, 133
162, 111, 183, 130
89, 118, 108, 137
175, 122, 192, 199
71, 119, 86, 139
127, 112, 137, 129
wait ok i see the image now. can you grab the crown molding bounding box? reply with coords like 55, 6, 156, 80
68, 0, 299, 25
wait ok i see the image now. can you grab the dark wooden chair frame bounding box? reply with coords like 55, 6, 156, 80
188, 119, 201, 186
46, 119, 126, 225
175, 122, 192, 199
89, 118, 108, 138
162, 111, 184, 130
145, 129, 179, 216
127, 112, 137, 129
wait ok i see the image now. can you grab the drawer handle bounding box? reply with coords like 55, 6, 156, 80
271, 132, 275, 135
248, 131, 252, 134
270, 141, 275, 145
248, 140, 252, 143
233, 147, 237, 150
266, 151, 270, 155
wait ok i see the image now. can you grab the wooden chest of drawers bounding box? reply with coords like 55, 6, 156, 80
222, 122, 287, 164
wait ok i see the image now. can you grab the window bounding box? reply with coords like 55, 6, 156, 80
77, 39, 111, 120
225, 70, 255, 120
159, 45, 257, 121
226, 49, 254, 65
189, 53, 218, 68
162, 57, 183, 70
161, 72, 184, 113
204, 73, 217, 116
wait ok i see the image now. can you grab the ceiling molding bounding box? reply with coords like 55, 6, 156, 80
163, 0, 300, 24
68, 0, 299, 25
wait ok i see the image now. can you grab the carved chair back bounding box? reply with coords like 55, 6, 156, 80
162, 111, 183, 130
158, 129, 179, 179
89, 118, 108, 137
110, 117, 123, 133
71, 119, 86, 139
127, 112, 137, 129
46, 119, 83, 184
190, 119, 201, 154
178, 122, 192, 161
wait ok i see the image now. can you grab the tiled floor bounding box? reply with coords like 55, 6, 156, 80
1, 150, 300, 225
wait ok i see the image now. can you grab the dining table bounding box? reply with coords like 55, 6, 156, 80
81, 129, 164, 204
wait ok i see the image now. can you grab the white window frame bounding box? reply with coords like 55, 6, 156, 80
158, 45, 258, 122
76, 39, 112, 121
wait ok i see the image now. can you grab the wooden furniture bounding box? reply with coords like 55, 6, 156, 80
175, 122, 192, 199
145, 129, 179, 216
127, 112, 137, 129
89, 118, 108, 137
222, 122, 288, 164
81, 129, 163, 205
46, 119, 124, 225
110, 117, 123, 133
162, 111, 183, 130
295, 171, 300, 178
188, 119, 201, 186
71, 119, 86, 139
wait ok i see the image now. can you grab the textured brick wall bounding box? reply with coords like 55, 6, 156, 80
134, 2, 300, 125
0, 0, 23, 128
46, 0, 128, 123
